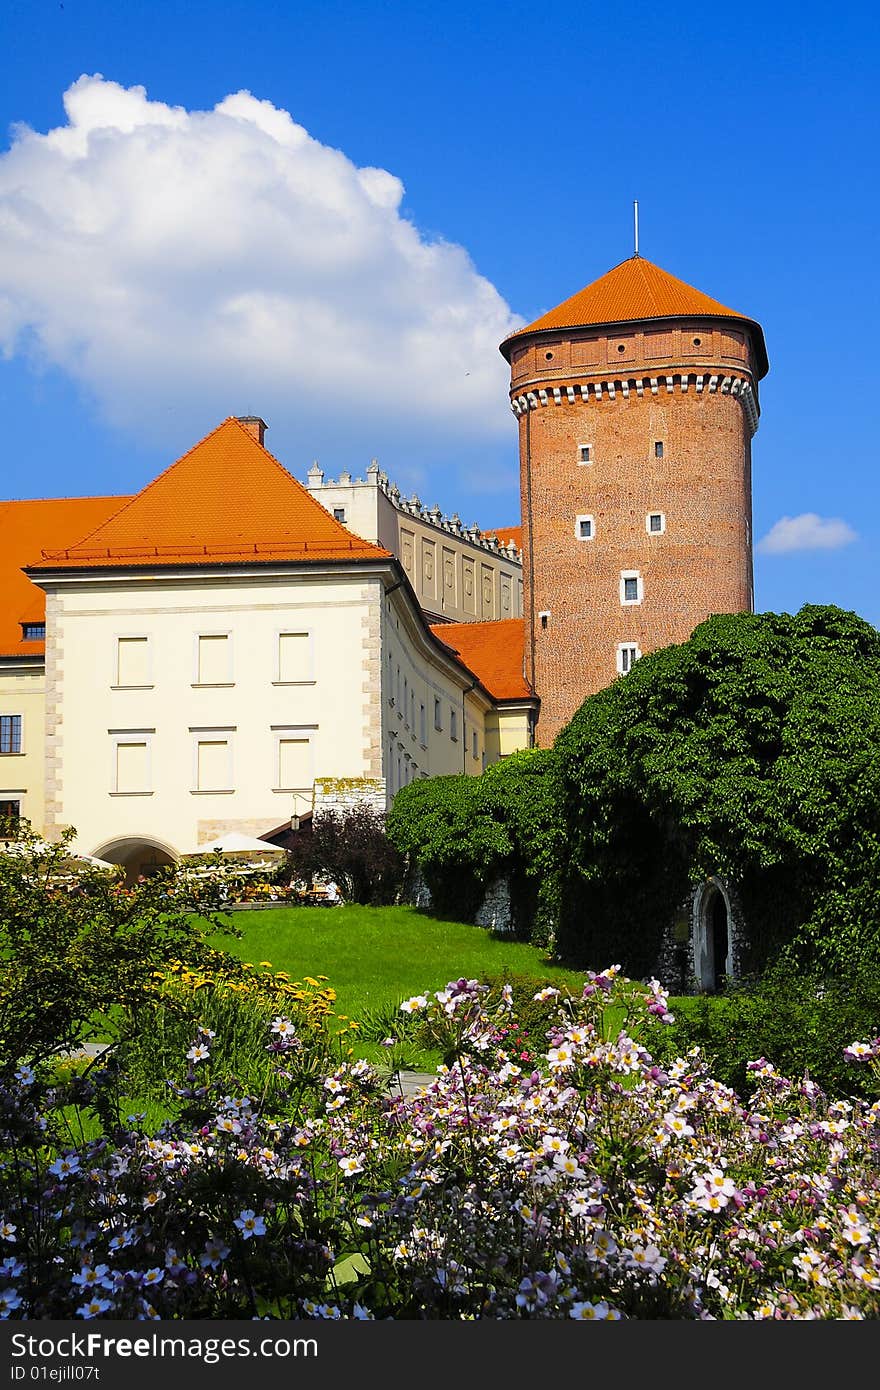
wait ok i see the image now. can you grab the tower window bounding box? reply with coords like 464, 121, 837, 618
654, 441, 664, 459
575, 515, 594, 541
544, 351, 554, 361
620, 572, 643, 606
333, 507, 346, 523
617, 644, 641, 674
647, 512, 666, 535
577, 444, 592, 465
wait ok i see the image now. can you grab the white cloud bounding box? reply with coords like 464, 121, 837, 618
0, 76, 522, 460
757, 513, 858, 554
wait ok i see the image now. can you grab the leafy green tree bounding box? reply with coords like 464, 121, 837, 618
0, 823, 225, 1071
554, 605, 880, 976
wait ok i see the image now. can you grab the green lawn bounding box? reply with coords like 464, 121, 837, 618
205, 904, 588, 1025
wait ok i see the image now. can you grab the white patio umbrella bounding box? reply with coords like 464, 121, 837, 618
182, 831, 286, 858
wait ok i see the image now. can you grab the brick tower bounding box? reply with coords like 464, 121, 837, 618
500, 255, 769, 744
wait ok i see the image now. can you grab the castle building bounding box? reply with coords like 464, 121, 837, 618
0, 418, 534, 876
0, 252, 766, 882
501, 255, 768, 743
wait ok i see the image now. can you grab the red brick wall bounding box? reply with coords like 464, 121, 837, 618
513, 320, 759, 744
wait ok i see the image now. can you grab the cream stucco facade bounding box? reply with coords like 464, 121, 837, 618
28, 559, 528, 874
0, 660, 45, 832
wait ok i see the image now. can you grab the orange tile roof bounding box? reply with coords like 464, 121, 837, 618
502, 256, 768, 376
483, 525, 522, 552
430, 617, 532, 701
0, 496, 128, 658
28, 418, 391, 572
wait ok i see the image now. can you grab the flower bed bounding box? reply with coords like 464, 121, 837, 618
1, 969, 878, 1320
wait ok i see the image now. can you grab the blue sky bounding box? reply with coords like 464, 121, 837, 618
1, 0, 878, 624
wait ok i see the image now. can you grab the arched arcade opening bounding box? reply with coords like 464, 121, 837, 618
91, 837, 179, 887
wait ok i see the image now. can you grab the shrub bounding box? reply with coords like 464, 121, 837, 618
648, 961, 880, 1101
0, 823, 226, 1071
388, 750, 564, 941
281, 805, 404, 906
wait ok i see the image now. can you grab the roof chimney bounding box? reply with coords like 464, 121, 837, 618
236, 416, 268, 446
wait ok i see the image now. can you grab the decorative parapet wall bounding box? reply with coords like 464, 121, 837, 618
307, 460, 523, 624
510, 372, 759, 436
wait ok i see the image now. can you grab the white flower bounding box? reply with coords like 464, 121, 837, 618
401, 995, 428, 1014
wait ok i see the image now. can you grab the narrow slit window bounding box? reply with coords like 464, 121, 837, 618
654, 441, 664, 459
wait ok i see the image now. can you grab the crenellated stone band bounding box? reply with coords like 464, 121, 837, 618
509, 373, 759, 435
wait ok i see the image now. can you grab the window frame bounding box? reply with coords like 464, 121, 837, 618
192, 631, 234, 688
271, 725, 316, 793
617, 643, 641, 675
108, 729, 155, 796
577, 443, 592, 465
620, 571, 643, 606
273, 628, 315, 686
575, 514, 595, 542
0, 714, 23, 756
112, 633, 153, 690
189, 726, 236, 794
646, 512, 666, 536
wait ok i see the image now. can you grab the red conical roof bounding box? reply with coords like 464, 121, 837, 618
502, 256, 767, 376
28, 418, 391, 571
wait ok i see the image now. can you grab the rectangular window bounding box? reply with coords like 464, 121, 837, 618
403, 677, 409, 726
333, 507, 346, 523
277, 738, 311, 791
620, 572, 643, 605
116, 636, 150, 687
277, 631, 311, 683
419, 703, 427, 746
575, 515, 594, 541
654, 441, 664, 459
434, 697, 442, 731
0, 715, 22, 755
0, 799, 21, 826
115, 740, 149, 794
450, 708, 458, 741
647, 512, 665, 534
577, 444, 592, 464
618, 644, 641, 674
196, 633, 231, 685
196, 739, 231, 792
472, 729, 479, 760
21, 624, 45, 641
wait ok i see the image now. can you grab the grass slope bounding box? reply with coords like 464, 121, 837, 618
206, 904, 587, 1022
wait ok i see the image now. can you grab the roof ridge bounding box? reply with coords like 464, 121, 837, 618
0, 493, 129, 507
62, 418, 240, 552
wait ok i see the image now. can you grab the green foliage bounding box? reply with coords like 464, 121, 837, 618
387, 750, 564, 940
648, 960, 880, 1101
0, 823, 226, 1070
554, 605, 880, 975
